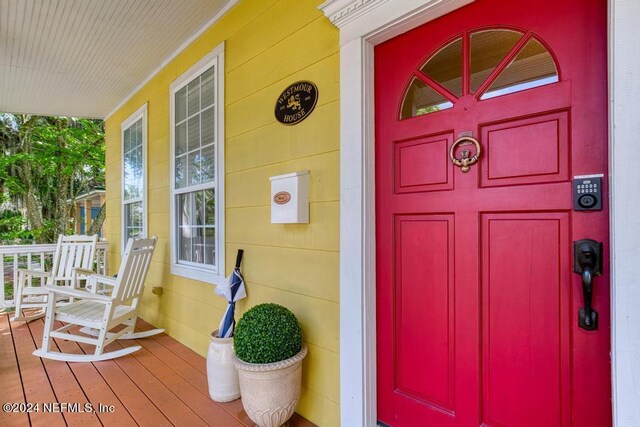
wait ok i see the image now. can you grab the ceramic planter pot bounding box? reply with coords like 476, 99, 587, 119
235, 346, 308, 427
206, 330, 240, 402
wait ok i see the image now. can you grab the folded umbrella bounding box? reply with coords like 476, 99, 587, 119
215, 249, 246, 338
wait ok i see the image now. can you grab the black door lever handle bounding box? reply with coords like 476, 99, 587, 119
581, 266, 594, 328
573, 239, 603, 331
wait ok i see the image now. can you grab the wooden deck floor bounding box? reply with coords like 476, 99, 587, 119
0, 313, 316, 427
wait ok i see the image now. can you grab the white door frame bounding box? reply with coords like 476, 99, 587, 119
319, 0, 640, 425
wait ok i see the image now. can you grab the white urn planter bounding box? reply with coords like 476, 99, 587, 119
235, 346, 308, 427
206, 330, 240, 402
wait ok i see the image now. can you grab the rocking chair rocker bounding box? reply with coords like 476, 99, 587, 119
33, 237, 163, 362
12, 234, 98, 322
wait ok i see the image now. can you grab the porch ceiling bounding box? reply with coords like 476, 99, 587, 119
0, 0, 234, 119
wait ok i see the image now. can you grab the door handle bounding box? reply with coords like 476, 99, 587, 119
573, 239, 603, 331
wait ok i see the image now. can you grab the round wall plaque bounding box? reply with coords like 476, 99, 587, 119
274, 81, 318, 125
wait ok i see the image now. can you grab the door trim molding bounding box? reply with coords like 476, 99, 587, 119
320, 0, 640, 425
609, 0, 640, 425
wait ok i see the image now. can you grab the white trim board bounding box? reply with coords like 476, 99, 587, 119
610, 0, 640, 425
319, 0, 640, 425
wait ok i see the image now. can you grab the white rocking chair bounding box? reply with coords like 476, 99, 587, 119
33, 237, 163, 362
12, 234, 98, 322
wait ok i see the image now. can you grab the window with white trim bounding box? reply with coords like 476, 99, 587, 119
121, 104, 147, 250
170, 43, 225, 283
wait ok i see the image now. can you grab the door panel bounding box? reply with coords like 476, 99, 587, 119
395, 134, 454, 193
480, 110, 569, 186
395, 215, 454, 412
375, 0, 610, 426
481, 213, 571, 427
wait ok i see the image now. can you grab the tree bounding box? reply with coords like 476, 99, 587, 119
0, 114, 105, 243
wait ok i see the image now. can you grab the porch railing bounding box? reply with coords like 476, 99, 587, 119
0, 241, 108, 309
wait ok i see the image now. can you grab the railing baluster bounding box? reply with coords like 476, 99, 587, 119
12, 253, 18, 295
27, 253, 32, 288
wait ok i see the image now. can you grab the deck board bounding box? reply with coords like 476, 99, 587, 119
0, 315, 29, 427
0, 313, 316, 427
27, 319, 101, 427
10, 315, 65, 427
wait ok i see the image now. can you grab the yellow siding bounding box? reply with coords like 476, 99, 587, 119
104, 0, 339, 425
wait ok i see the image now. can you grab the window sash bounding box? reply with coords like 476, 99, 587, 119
121, 104, 147, 252
170, 44, 224, 281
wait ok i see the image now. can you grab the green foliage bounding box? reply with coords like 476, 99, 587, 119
0, 210, 32, 243
234, 303, 303, 364
0, 113, 105, 243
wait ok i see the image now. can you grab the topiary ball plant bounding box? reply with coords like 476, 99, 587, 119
234, 303, 303, 364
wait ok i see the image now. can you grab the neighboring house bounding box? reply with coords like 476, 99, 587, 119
71, 188, 106, 238
1, 0, 639, 426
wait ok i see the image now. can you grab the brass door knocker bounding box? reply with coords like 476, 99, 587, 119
449, 136, 481, 173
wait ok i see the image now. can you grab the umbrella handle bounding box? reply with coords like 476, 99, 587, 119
235, 249, 244, 269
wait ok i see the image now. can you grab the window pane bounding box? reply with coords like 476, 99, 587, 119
470, 29, 522, 93
127, 202, 143, 227
200, 144, 215, 183
178, 226, 193, 262
134, 145, 143, 189
481, 37, 558, 100
205, 189, 215, 225
124, 128, 131, 152
191, 227, 205, 264
201, 107, 215, 146
124, 150, 133, 200
188, 114, 200, 152
195, 191, 205, 226
420, 37, 463, 97
188, 151, 200, 185
125, 202, 143, 241
176, 122, 187, 155
205, 227, 215, 266
178, 193, 192, 227
134, 119, 142, 146
187, 79, 200, 117
201, 67, 215, 108
124, 151, 141, 200
176, 87, 187, 122
400, 77, 453, 119
175, 155, 186, 188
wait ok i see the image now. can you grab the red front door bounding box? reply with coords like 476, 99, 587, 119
375, 0, 610, 426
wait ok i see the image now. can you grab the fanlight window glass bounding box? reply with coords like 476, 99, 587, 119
400, 29, 559, 119
420, 37, 463, 97
400, 77, 453, 119
470, 29, 521, 93
481, 38, 558, 99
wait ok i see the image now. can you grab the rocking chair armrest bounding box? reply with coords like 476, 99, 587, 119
41, 285, 113, 302
72, 268, 95, 276
89, 274, 118, 286
16, 268, 51, 278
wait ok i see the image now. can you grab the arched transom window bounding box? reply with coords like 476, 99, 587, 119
400, 29, 559, 119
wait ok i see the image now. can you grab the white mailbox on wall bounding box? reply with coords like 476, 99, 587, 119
270, 171, 309, 224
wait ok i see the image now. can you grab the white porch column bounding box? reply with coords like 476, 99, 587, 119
339, 36, 378, 427
610, 0, 640, 425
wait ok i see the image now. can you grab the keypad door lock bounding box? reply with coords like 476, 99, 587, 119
573, 176, 602, 211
